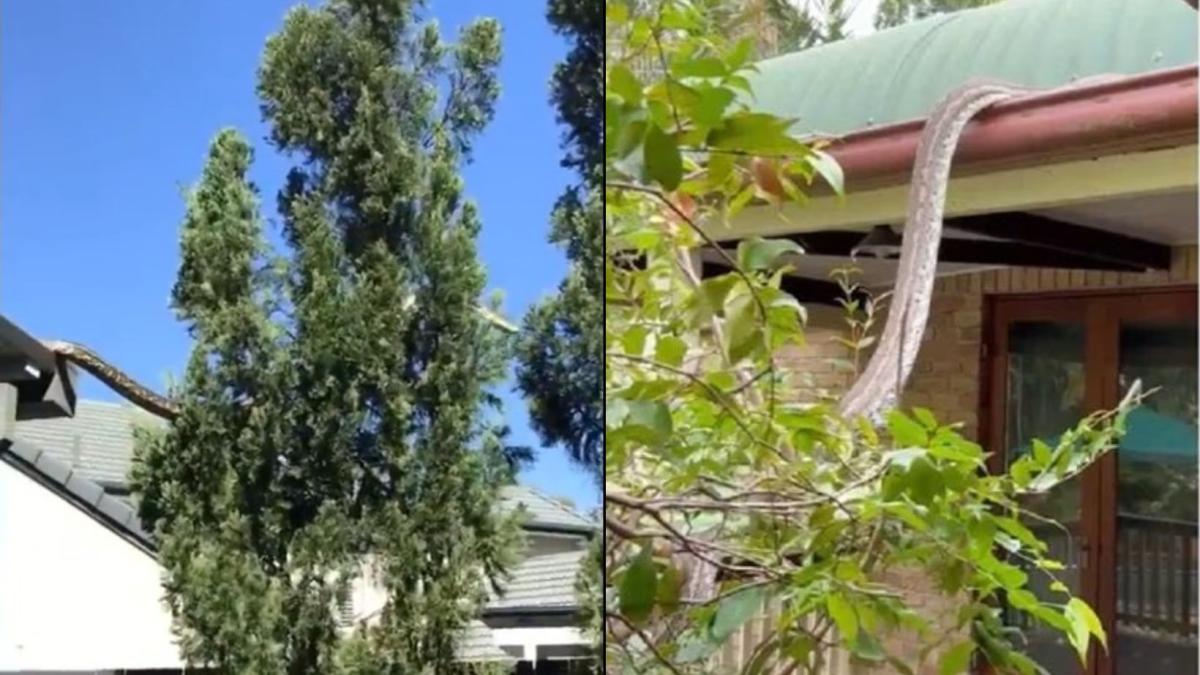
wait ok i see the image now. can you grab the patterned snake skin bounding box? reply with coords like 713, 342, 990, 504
838, 80, 1034, 421
837, 75, 1121, 421
42, 307, 515, 421
43, 340, 180, 420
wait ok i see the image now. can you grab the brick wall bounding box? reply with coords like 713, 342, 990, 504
903, 246, 1197, 441
729, 247, 1199, 674
782, 247, 1198, 440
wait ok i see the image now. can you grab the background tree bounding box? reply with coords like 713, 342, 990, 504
513, 1, 605, 669
132, 2, 520, 672
513, 0, 604, 481
755, 0, 1004, 53
761, 0, 852, 51
874, 0, 1000, 29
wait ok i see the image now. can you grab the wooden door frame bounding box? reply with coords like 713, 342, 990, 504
978, 285, 1197, 675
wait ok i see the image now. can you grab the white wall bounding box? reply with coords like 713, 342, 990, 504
492, 627, 588, 661
0, 462, 184, 672
526, 532, 588, 556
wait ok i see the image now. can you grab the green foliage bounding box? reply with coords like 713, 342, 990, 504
131, 2, 520, 672
577, 535, 604, 666
874, 0, 1001, 30
514, 0, 605, 479
763, 0, 852, 50
603, 1, 1136, 673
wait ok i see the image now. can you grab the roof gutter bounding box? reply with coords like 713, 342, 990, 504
826, 65, 1198, 192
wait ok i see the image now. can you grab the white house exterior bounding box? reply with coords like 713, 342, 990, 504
0, 438, 183, 673
0, 398, 595, 674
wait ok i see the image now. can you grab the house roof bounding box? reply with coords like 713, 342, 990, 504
456, 620, 515, 662
747, 0, 1197, 136
486, 549, 586, 615
11, 400, 597, 534
500, 484, 597, 534
0, 429, 533, 664
14, 399, 162, 489
0, 437, 154, 552
6, 398, 595, 616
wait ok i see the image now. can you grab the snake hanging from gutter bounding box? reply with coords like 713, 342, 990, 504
837, 75, 1123, 420
836, 80, 1037, 421
42, 305, 517, 422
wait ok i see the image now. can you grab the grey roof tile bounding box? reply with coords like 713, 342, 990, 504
455, 620, 514, 662
499, 485, 597, 533
13, 399, 163, 486
35, 447, 72, 484
64, 472, 104, 506
96, 492, 136, 528
14, 401, 596, 535
487, 549, 584, 612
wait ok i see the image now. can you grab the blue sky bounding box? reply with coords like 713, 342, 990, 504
1, 1, 597, 511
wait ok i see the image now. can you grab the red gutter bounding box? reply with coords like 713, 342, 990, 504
825, 65, 1198, 191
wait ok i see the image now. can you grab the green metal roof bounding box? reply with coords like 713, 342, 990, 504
747, 0, 1198, 136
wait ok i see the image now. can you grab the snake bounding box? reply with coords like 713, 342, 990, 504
837, 79, 1037, 421
838, 75, 1124, 421
42, 306, 516, 421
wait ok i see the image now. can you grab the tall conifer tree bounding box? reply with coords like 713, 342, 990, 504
132, 2, 518, 672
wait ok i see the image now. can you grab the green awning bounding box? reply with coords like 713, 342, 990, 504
1017, 407, 1197, 466
746, 0, 1198, 136
1119, 406, 1197, 463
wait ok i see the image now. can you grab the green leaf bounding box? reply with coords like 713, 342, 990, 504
623, 400, 673, 443
618, 545, 658, 624
1026, 603, 1071, 633
888, 410, 929, 447
672, 56, 727, 79
912, 407, 938, 430
726, 36, 755, 71
690, 86, 737, 128
994, 516, 1044, 553
707, 151, 735, 187
643, 124, 682, 191
852, 631, 886, 662
826, 593, 858, 643
606, 1, 630, 24
939, 641, 974, 675
736, 237, 804, 272
656, 563, 684, 612
655, 335, 688, 368
711, 586, 766, 641
724, 292, 761, 363
622, 325, 648, 355
708, 112, 803, 155
697, 274, 740, 317
727, 183, 756, 217
1032, 438, 1052, 465
1067, 597, 1107, 651
608, 64, 642, 107
809, 149, 844, 196
781, 634, 814, 664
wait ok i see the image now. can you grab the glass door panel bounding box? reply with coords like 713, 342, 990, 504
1004, 321, 1088, 675
1114, 322, 1198, 675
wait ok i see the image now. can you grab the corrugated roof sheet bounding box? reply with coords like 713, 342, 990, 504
486, 550, 585, 612
747, 0, 1197, 135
